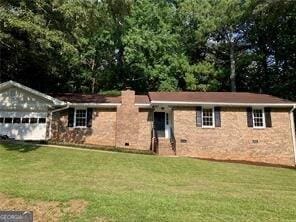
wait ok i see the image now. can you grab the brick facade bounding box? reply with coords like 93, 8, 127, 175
173, 107, 295, 166
115, 90, 139, 149
136, 109, 153, 150
50, 90, 295, 166
1, 81, 294, 166
51, 108, 117, 147
115, 90, 153, 150
51, 90, 153, 151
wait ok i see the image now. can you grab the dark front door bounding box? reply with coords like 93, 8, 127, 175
154, 112, 165, 137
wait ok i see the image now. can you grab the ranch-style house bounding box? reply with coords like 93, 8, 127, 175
0, 80, 295, 166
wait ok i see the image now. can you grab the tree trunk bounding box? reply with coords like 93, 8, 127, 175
91, 59, 96, 93
230, 42, 236, 92
91, 78, 95, 94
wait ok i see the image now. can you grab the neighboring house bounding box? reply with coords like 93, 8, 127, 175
0, 80, 296, 166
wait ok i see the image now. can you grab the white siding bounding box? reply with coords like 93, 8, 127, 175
0, 87, 51, 111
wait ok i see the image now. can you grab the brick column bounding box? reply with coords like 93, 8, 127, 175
115, 89, 140, 148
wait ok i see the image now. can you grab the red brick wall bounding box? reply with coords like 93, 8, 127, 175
115, 90, 139, 148
173, 107, 295, 166
51, 108, 116, 146
50, 92, 295, 166
51, 90, 153, 150
115, 90, 153, 150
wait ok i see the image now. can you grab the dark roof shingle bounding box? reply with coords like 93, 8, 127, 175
50, 93, 121, 103
50, 91, 292, 105
148, 92, 292, 104
51, 93, 150, 104
135, 95, 150, 104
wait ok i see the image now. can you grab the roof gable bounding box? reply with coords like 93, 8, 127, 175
0, 81, 64, 106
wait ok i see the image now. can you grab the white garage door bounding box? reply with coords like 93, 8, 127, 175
0, 111, 48, 140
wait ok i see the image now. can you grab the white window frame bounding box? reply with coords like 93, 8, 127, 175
252, 107, 266, 129
202, 107, 215, 128
74, 108, 88, 128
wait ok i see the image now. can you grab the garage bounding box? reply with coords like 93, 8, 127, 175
0, 111, 48, 140
0, 81, 65, 140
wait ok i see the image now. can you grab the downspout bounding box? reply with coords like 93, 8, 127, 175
289, 105, 296, 165
47, 103, 70, 140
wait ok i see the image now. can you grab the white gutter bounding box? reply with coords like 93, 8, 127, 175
151, 100, 296, 107
135, 103, 152, 108
69, 103, 120, 107
51, 103, 70, 113
289, 105, 296, 165
70, 102, 151, 108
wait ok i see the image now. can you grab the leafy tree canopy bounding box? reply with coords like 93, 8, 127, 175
0, 0, 295, 100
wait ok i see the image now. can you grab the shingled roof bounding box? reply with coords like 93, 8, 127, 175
50, 93, 150, 104
148, 92, 292, 104
50, 91, 294, 106
50, 93, 121, 103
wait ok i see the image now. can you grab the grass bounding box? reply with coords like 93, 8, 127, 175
0, 143, 296, 221
48, 141, 154, 155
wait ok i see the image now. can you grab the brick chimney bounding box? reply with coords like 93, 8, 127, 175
115, 89, 139, 149
121, 88, 135, 106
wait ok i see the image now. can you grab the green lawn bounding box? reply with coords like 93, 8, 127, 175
0, 143, 296, 221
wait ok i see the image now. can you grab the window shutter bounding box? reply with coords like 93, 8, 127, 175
87, 108, 93, 128
68, 108, 74, 127
196, 106, 202, 127
264, 107, 272, 127
214, 107, 221, 127
246, 107, 253, 127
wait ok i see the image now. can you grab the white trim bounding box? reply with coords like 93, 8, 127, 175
201, 107, 215, 128
151, 100, 295, 107
51, 104, 70, 113
0, 80, 65, 105
135, 103, 152, 108
70, 103, 120, 107
289, 105, 296, 164
252, 107, 266, 129
74, 108, 87, 128
165, 111, 171, 138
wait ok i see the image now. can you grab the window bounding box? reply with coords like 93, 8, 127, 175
75, 109, 87, 127
4, 118, 12, 123
38, 118, 46, 124
0, 118, 3, 123
252, 108, 265, 128
202, 108, 214, 127
13, 117, 21, 124
30, 118, 38, 124
22, 118, 29, 123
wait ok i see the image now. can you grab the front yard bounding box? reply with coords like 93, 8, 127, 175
0, 143, 296, 221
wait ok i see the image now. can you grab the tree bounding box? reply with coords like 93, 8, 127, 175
123, 0, 220, 91
238, 0, 296, 99
211, 0, 251, 92
0, 0, 295, 100
0, 0, 77, 91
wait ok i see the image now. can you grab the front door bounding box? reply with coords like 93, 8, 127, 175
154, 112, 165, 137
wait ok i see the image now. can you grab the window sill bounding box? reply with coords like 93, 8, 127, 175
253, 127, 266, 130
201, 126, 215, 129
